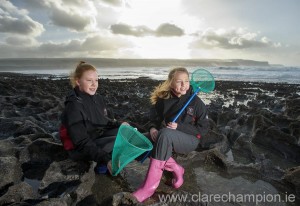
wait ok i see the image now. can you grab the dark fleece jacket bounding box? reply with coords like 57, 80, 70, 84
147, 87, 209, 138
61, 87, 120, 164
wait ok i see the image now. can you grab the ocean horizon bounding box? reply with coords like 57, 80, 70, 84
0, 58, 299, 84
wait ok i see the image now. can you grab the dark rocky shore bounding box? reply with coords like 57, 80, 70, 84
0, 72, 299, 205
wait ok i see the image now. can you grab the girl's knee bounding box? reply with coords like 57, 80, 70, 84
157, 128, 173, 142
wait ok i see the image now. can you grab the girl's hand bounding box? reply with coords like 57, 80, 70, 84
150, 127, 158, 142
107, 160, 112, 175
121, 122, 130, 126
167, 122, 177, 129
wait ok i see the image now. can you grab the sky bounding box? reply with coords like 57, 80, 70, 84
0, 0, 299, 66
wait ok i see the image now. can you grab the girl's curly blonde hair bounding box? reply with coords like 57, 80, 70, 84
150, 67, 189, 105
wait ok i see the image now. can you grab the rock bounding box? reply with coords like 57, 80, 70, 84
35, 198, 70, 206
252, 126, 300, 162
25, 138, 67, 163
231, 133, 255, 164
198, 131, 228, 153
14, 119, 47, 137
69, 162, 96, 204
217, 111, 237, 127
289, 121, 300, 141
0, 182, 37, 205
0, 139, 18, 157
0, 118, 18, 139
111, 192, 139, 206
250, 114, 274, 132
285, 97, 300, 119
39, 160, 95, 205
0, 156, 22, 190
283, 166, 300, 196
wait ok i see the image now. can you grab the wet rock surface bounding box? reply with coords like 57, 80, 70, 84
0, 72, 299, 205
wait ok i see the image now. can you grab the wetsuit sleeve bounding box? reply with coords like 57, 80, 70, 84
65, 102, 111, 164
177, 98, 209, 137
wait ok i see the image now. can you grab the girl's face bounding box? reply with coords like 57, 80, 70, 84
76, 70, 98, 95
171, 72, 190, 97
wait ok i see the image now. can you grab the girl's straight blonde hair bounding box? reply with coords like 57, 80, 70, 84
150, 67, 189, 105
70, 61, 97, 88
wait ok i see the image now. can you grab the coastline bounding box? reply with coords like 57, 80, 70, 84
0, 72, 299, 205
0, 57, 270, 68
1, 62, 300, 84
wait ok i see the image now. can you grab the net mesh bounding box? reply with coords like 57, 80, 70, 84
112, 125, 153, 176
191, 69, 215, 93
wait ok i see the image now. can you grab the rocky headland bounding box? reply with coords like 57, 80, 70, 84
0, 72, 299, 205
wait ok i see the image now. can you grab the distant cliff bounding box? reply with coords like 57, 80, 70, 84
0, 58, 270, 71
84, 58, 270, 67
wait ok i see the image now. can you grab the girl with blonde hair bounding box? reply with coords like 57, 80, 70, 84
133, 67, 209, 202
60, 61, 128, 174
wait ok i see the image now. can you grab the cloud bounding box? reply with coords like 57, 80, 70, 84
5, 36, 38, 46
0, 34, 133, 58
110, 23, 184, 37
81, 35, 131, 51
39, 35, 132, 57
24, 0, 98, 32
156, 23, 184, 36
101, 0, 124, 7
110, 23, 153, 37
0, 1, 44, 36
50, 8, 94, 31
190, 28, 280, 49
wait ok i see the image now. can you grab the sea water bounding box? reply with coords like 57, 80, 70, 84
0, 58, 299, 84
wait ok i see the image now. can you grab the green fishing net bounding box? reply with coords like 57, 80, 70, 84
191, 68, 215, 93
112, 125, 153, 176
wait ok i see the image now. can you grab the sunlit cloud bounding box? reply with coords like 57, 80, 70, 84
110, 23, 184, 37
110, 23, 153, 37
101, 0, 124, 7
156, 23, 184, 37
190, 28, 281, 49
0, 33, 133, 58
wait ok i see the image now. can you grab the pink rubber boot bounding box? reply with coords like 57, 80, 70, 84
164, 157, 185, 189
132, 158, 165, 202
